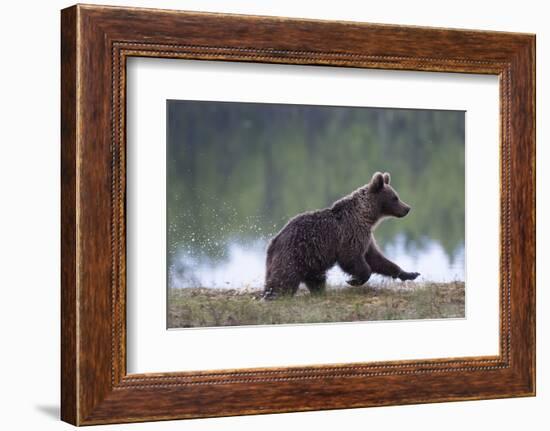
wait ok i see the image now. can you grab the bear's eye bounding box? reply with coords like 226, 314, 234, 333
393, 196, 398, 201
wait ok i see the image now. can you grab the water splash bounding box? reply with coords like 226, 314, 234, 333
168, 234, 464, 289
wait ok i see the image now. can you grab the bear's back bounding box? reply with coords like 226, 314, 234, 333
267, 208, 340, 262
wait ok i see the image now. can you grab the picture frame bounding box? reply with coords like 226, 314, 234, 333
60, 4, 535, 425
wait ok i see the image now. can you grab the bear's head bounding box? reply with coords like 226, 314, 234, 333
366, 171, 411, 219
331, 171, 411, 224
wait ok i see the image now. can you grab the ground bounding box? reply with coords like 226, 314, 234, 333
167, 281, 465, 328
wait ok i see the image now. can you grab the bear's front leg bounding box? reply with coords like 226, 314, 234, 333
366, 238, 420, 281
338, 256, 372, 286
397, 270, 421, 281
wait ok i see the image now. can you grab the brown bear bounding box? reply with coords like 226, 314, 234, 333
263, 171, 420, 299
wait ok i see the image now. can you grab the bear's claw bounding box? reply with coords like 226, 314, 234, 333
398, 271, 420, 281
346, 277, 367, 286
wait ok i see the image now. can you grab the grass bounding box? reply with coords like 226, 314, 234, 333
167, 281, 465, 328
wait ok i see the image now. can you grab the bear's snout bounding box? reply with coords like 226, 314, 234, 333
399, 204, 411, 217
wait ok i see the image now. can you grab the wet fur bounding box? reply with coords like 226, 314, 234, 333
263, 172, 420, 299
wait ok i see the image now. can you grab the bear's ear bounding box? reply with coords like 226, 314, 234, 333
369, 172, 385, 193
383, 172, 391, 184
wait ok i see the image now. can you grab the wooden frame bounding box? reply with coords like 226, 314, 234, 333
61, 4, 535, 425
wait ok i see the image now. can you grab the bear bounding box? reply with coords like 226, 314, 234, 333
263, 171, 420, 299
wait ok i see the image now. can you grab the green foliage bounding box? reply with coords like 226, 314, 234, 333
167, 101, 465, 265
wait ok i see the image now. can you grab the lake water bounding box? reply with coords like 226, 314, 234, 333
166, 101, 465, 290
168, 235, 464, 289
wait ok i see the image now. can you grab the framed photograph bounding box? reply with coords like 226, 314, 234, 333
61, 4, 535, 425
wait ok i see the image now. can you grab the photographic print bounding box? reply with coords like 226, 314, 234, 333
167, 100, 465, 328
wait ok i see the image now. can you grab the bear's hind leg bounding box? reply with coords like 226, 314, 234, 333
304, 273, 327, 296
263, 275, 300, 300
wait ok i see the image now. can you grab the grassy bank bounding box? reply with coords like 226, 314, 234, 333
167, 281, 465, 328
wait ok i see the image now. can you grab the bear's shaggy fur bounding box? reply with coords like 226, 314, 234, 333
263, 172, 420, 299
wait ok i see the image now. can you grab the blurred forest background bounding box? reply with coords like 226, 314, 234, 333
167, 100, 465, 289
